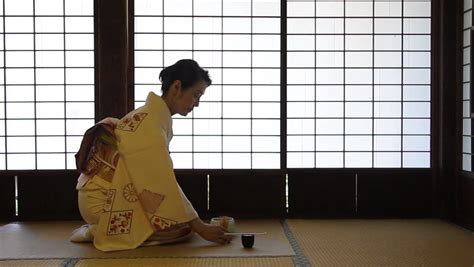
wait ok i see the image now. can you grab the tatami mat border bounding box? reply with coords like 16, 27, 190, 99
60, 258, 80, 267
281, 220, 311, 266
447, 220, 474, 235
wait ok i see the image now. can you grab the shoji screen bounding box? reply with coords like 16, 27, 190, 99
0, 0, 95, 170
463, 0, 472, 171
134, 0, 281, 169
287, 0, 431, 168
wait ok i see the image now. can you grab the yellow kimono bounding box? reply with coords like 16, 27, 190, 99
75, 92, 198, 251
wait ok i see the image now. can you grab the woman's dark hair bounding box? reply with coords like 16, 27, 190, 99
159, 59, 211, 94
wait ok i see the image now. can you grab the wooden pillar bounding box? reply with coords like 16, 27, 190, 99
433, 0, 462, 220
94, 0, 133, 121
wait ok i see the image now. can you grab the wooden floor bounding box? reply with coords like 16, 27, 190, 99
0, 219, 473, 267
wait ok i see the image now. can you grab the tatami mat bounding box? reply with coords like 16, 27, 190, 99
0, 220, 294, 259
287, 219, 474, 267
3, 219, 473, 266
0, 259, 63, 267
75, 257, 294, 267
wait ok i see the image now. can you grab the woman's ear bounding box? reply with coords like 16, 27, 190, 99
169, 80, 182, 98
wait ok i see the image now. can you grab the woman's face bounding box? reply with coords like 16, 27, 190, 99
174, 80, 207, 116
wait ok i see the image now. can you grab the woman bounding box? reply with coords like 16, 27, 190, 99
71, 59, 232, 251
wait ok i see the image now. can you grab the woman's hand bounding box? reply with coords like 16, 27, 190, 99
198, 223, 232, 244
190, 218, 233, 244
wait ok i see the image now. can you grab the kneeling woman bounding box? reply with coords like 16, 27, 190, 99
71, 59, 232, 251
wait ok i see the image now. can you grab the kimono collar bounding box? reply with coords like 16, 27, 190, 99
145, 92, 171, 121
145, 91, 172, 133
